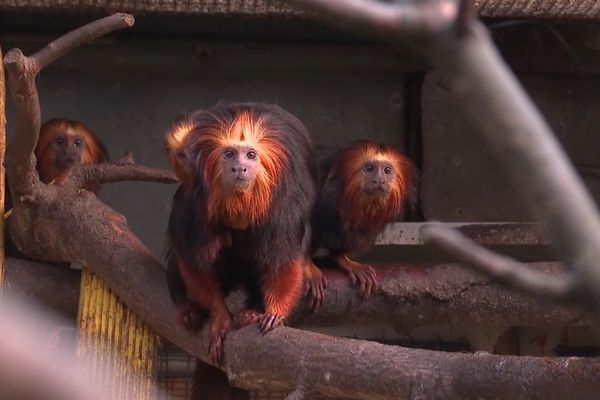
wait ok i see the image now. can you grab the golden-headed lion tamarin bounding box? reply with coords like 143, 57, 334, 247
305, 140, 418, 311
34, 118, 108, 193
165, 103, 317, 363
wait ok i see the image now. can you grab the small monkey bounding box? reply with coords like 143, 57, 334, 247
305, 140, 417, 311
34, 118, 108, 193
165, 103, 317, 363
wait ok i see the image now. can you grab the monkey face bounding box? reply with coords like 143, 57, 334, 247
219, 145, 259, 193
360, 159, 395, 198
49, 131, 86, 173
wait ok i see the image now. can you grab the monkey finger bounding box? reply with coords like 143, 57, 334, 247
209, 337, 223, 365
311, 286, 323, 313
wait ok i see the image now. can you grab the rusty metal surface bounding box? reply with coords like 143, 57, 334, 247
1, 0, 600, 20
421, 72, 600, 222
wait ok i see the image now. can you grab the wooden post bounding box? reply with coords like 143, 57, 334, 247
77, 268, 157, 399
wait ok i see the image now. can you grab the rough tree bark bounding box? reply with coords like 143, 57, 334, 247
9, 257, 595, 327
4, 8, 600, 400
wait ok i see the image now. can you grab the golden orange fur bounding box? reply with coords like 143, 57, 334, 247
35, 119, 107, 187
330, 141, 414, 230
165, 116, 197, 188
197, 111, 287, 228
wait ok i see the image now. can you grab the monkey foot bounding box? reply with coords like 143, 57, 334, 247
304, 270, 328, 313
208, 313, 231, 365
258, 314, 285, 335
232, 309, 262, 329
346, 263, 378, 298
178, 303, 207, 332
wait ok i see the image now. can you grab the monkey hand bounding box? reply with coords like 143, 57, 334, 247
347, 264, 378, 298
177, 302, 207, 332
258, 314, 285, 334
232, 309, 262, 329
335, 255, 379, 299
304, 264, 328, 313
232, 310, 285, 335
208, 311, 231, 365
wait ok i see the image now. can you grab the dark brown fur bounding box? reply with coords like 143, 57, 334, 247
165, 103, 316, 364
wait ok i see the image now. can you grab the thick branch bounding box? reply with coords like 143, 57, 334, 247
421, 224, 577, 301
2, 13, 134, 195
4, 257, 80, 317
69, 162, 177, 187
11, 194, 597, 397
9, 255, 594, 329
433, 21, 600, 312
287, 0, 458, 39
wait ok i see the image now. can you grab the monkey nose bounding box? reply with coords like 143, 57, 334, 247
232, 166, 247, 173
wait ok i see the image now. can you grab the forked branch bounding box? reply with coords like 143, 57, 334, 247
3, 13, 135, 195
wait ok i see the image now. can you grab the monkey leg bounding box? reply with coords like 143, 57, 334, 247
179, 264, 231, 364
303, 259, 328, 313
177, 301, 208, 332
259, 258, 304, 334
333, 254, 378, 298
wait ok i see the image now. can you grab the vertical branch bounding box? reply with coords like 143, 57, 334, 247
3, 51, 41, 193
0, 45, 5, 294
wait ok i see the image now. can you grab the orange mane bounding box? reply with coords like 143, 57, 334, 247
329, 141, 415, 230
195, 110, 287, 228
35, 119, 107, 185
164, 115, 197, 188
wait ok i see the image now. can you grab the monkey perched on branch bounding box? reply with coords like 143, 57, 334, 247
34, 118, 109, 193
165, 103, 316, 363
6, 118, 108, 258
305, 140, 418, 311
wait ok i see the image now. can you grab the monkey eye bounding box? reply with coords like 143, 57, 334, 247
176, 151, 186, 160
384, 166, 393, 174
247, 150, 257, 160
74, 138, 83, 147
55, 137, 65, 145
363, 163, 374, 173
223, 149, 234, 159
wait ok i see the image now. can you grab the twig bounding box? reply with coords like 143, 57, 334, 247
421, 224, 578, 301
3, 13, 134, 195
286, 0, 458, 40
31, 13, 134, 72
69, 163, 177, 187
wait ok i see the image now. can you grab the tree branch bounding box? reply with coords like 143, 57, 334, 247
69, 162, 177, 187
2, 13, 134, 195
9, 256, 594, 329
287, 0, 458, 40
4, 257, 80, 317
289, 0, 600, 314
31, 13, 134, 71
421, 224, 578, 301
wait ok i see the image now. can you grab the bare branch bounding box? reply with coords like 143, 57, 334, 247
421, 224, 578, 301
432, 22, 600, 313
2, 13, 134, 195
290, 0, 600, 314
31, 13, 134, 71
287, 0, 458, 40
69, 162, 177, 187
